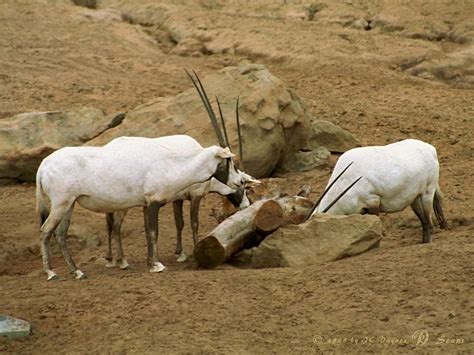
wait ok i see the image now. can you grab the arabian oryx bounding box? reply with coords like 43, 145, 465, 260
103, 71, 255, 268
36, 136, 256, 281
309, 139, 448, 243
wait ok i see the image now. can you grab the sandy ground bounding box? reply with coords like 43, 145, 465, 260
1, 0, 473, 353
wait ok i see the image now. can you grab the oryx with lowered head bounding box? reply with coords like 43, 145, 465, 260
35, 72, 257, 280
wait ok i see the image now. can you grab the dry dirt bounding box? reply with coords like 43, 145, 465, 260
1, 0, 473, 353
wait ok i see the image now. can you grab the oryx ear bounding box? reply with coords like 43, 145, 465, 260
216, 147, 235, 159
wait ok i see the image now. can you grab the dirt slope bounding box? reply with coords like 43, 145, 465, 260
1, 0, 473, 353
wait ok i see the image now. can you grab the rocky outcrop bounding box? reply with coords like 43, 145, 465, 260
0, 107, 123, 182
0, 62, 362, 182
250, 214, 382, 268
405, 46, 474, 89
89, 62, 313, 178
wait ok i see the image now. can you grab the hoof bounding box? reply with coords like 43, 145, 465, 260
119, 260, 130, 270
177, 253, 188, 263
75, 270, 87, 279
150, 262, 166, 273
46, 271, 58, 281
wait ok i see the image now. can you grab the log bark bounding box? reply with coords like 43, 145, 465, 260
194, 196, 313, 268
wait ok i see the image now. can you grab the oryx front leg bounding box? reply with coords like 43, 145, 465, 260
105, 213, 115, 267
145, 201, 166, 273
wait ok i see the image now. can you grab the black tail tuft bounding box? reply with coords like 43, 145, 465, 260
39, 210, 48, 227
433, 189, 448, 229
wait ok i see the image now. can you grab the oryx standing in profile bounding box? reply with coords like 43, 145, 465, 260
35, 71, 257, 281
104, 71, 256, 267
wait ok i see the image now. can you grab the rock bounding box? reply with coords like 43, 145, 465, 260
251, 214, 382, 268
72, 0, 97, 9
336, 16, 370, 31
89, 62, 313, 178
405, 46, 474, 89
0, 107, 124, 182
80, 9, 123, 23
369, 15, 404, 33
0, 315, 31, 338
276, 147, 330, 174
69, 224, 102, 248
228, 248, 254, 268
170, 37, 205, 56
305, 120, 360, 153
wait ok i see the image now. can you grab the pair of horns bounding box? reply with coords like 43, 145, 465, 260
304, 162, 363, 221
185, 70, 244, 168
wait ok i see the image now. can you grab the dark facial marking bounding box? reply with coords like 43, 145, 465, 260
213, 158, 230, 185
226, 186, 245, 207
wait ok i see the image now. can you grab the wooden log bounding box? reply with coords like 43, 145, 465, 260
194, 196, 313, 268
254, 199, 284, 233
194, 200, 266, 268
278, 195, 315, 225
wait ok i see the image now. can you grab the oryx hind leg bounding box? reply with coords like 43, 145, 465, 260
105, 211, 128, 269
411, 195, 433, 244
54, 204, 85, 279
190, 196, 202, 246
40, 199, 75, 280
173, 200, 186, 262
114, 211, 129, 269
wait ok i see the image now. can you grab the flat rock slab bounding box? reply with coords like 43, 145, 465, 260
0, 315, 31, 338
251, 214, 382, 268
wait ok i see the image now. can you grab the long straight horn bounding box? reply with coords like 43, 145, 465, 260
235, 97, 243, 169
304, 161, 354, 221
216, 96, 230, 148
185, 69, 226, 147
322, 176, 363, 213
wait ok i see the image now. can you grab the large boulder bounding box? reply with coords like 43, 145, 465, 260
0, 107, 123, 182
305, 120, 360, 153
250, 214, 382, 268
89, 62, 312, 178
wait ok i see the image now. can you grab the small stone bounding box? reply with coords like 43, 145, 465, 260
449, 135, 459, 145
0, 315, 31, 338
380, 315, 390, 322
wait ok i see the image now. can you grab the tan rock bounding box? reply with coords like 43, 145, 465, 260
305, 120, 360, 153
251, 214, 382, 268
0, 107, 122, 182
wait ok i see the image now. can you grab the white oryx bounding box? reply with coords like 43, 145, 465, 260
103, 71, 254, 268
309, 139, 448, 243
104, 135, 251, 268
36, 134, 255, 280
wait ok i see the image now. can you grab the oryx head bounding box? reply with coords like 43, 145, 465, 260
186, 70, 259, 209
305, 162, 363, 221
